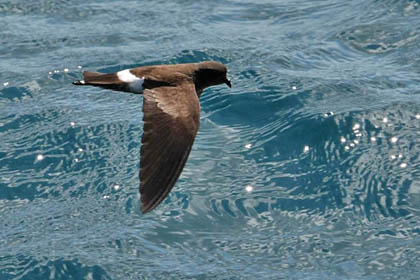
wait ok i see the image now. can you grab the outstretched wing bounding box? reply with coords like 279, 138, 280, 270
140, 81, 200, 213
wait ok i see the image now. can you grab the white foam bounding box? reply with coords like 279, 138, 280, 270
117, 69, 144, 93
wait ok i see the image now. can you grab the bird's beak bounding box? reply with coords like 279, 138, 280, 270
225, 78, 232, 88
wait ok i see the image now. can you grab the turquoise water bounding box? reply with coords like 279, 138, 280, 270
1, 0, 420, 279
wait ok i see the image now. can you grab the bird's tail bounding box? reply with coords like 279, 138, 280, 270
73, 71, 116, 85
72, 71, 126, 91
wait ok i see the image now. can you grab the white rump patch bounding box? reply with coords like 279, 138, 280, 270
117, 69, 144, 93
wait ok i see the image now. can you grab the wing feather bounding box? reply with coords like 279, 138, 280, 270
139, 82, 200, 213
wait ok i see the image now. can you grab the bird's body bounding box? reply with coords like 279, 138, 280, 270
73, 61, 231, 213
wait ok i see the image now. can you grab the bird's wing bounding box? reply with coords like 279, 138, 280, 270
140, 81, 200, 213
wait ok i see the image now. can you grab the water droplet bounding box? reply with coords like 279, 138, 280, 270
245, 185, 253, 192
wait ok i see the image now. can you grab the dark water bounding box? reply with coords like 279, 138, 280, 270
1, 0, 420, 279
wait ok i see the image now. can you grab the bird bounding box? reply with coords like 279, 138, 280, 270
73, 61, 231, 213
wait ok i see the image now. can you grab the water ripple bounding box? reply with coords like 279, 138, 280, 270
1, 0, 420, 279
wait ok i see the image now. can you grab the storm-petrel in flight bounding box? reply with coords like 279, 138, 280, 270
73, 61, 231, 213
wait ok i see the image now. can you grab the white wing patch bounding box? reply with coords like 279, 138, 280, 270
117, 69, 144, 93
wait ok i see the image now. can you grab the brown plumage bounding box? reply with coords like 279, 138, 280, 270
73, 61, 231, 213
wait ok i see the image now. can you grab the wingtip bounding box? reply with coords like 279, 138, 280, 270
141, 203, 154, 214
140, 193, 163, 214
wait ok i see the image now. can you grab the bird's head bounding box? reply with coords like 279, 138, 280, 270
194, 61, 231, 93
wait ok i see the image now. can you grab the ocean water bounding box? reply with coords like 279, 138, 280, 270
1, 0, 419, 279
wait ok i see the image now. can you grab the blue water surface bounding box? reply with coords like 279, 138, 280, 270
1, 0, 420, 279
